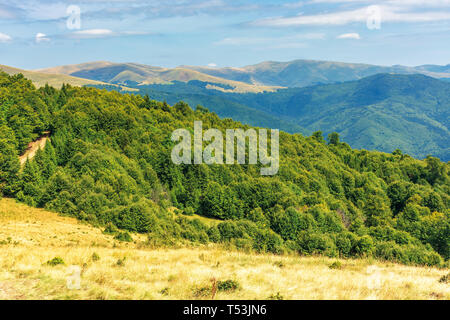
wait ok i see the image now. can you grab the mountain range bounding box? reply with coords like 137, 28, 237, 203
36, 59, 450, 89
1, 59, 449, 160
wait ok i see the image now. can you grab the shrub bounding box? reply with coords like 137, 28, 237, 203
329, 261, 342, 269
354, 235, 374, 256
103, 223, 119, 235
183, 206, 195, 216
91, 252, 100, 262
439, 273, 449, 284
217, 280, 240, 292
114, 232, 133, 242
115, 257, 127, 267
207, 226, 221, 243
268, 292, 284, 300
45, 257, 65, 266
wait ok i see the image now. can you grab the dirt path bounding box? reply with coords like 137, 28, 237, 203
19, 132, 50, 166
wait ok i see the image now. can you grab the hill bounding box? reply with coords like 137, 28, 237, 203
37, 62, 280, 93
224, 74, 450, 161
1, 198, 448, 300
0, 71, 449, 268
99, 74, 450, 161
184, 59, 450, 88
0, 65, 107, 88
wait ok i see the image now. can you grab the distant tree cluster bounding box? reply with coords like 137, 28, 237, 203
1, 72, 448, 266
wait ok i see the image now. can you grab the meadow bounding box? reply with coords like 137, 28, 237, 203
0, 198, 448, 300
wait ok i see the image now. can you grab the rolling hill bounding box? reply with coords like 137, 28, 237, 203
38, 59, 450, 90
0, 64, 107, 88
1, 71, 449, 269
1, 198, 448, 300
99, 74, 449, 161
36, 62, 280, 93
184, 59, 450, 87
224, 74, 450, 161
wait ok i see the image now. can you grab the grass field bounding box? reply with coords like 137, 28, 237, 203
0, 198, 448, 300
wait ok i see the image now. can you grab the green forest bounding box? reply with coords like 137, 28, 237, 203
1, 72, 449, 267
98, 73, 450, 161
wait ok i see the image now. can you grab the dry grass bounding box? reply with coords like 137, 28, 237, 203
0, 198, 448, 300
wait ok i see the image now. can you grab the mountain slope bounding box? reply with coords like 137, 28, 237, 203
0, 65, 106, 88
224, 74, 450, 160
2, 198, 447, 300
185, 59, 450, 87
37, 62, 280, 93
1, 71, 448, 267
103, 74, 450, 161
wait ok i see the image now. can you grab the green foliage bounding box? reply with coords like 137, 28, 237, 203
114, 232, 133, 242
329, 261, 342, 269
439, 273, 450, 284
217, 280, 240, 292
91, 252, 100, 262
1, 72, 449, 266
45, 257, 65, 266
267, 292, 284, 300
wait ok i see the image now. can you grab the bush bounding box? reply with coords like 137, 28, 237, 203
268, 292, 284, 300
183, 206, 195, 216
439, 273, 450, 284
217, 280, 240, 292
297, 232, 337, 257
114, 232, 133, 242
91, 252, 100, 262
329, 261, 342, 269
354, 235, 374, 256
103, 223, 119, 235
45, 257, 65, 266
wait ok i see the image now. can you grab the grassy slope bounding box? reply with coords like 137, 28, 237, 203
37, 62, 280, 93
0, 65, 106, 88
0, 198, 448, 300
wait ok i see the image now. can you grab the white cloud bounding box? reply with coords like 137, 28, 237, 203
207, 63, 217, 67
0, 32, 12, 42
35, 32, 50, 43
337, 32, 361, 39
66, 29, 152, 40
252, 5, 450, 27
309, 0, 450, 6
68, 29, 115, 39
214, 33, 325, 46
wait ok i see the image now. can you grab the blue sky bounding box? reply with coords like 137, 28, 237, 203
1, 0, 450, 69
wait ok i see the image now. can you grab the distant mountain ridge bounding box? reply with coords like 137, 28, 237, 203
184, 59, 450, 88
36, 61, 280, 93
0, 64, 107, 88
103, 73, 450, 161
36, 59, 450, 91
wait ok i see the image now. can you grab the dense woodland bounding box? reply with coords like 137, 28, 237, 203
0, 72, 449, 266
101, 73, 450, 161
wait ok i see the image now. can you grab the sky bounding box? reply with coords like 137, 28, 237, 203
0, 0, 450, 70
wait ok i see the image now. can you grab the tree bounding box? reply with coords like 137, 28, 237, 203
327, 132, 340, 145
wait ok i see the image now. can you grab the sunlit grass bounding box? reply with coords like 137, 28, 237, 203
0, 198, 448, 300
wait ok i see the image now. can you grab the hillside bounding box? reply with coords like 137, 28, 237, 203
0, 71, 449, 270
37, 62, 280, 93
0, 198, 448, 300
184, 59, 450, 87
0, 65, 107, 88
100, 73, 450, 161
37, 59, 450, 90
226, 74, 450, 161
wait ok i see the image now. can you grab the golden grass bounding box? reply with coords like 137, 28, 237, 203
0, 198, 448, 300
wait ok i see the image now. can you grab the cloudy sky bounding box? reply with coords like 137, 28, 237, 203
0, 0, 449, 69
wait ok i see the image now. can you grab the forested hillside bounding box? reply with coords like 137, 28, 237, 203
106, 74, 450, 161
0, 72, 449, 267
